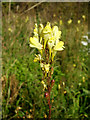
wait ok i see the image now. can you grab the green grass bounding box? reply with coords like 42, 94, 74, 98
2, 2, 89, 119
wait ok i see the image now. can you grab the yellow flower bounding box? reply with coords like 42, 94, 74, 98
44, 64, 50, 73
41, 81, 47, 89
60, 20, 63, 25
33, 54, 42, 62
82, 76, 85, 82
52, 26, 62, 41
78, 20, 80, 24
54, 41, 64, 51
52, 99, 54, 103
62, 82, 65, 86
64, 91, 67, 94
51, 50, 56, 61
29, 37, 43, 50
44, 114, 47, 118
8, 28, 12, 32
48, 37, 54, 57
33, 23, 38, 38
43, 22, 52, 49
58, 84, 61, 89
68, 19, 72, 24
73, 64, 76, 67
82, 15, 86, 20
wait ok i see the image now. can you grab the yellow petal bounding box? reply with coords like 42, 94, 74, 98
54, 41, 64, 51
30, 37, 43, 50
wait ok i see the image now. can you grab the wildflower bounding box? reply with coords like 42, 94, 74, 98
44, 64, 50, 73
8, 28, 12, 32
33, 23, 38, 38
73, 64, 76, 67
30, 109, 32, 112
53, 41, 64, 51
58, 84, 61, 89
40, 63, 44, 70
43, 22, 52, 49
29, 37, 43, 50
79, 83, 82, 86
62, 82, 65, 86
41, 81, 47, 89
60, 20, 63, 25
27, 114, 33, 118
78, 20, 80, 24
44, 114, 47, 118
82, 76, 85, 82
52, 26, 62, 41
82, 15, 86, 20
64, 91, 67, 94
48, 37, 54, 56
68, 19, 72, 24
52, 99, 54, 103
34, 54, 42, 62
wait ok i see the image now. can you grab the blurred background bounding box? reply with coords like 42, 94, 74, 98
2, 2, 89, 119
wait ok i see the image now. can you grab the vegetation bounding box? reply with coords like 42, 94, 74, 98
2, 2, 89, 119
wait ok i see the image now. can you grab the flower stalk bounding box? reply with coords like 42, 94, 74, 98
29, 22, 65, 119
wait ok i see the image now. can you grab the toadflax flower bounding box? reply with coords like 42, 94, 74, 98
43, 22, 52, 49
30, 37, 43, 50
34, 54, 42, 62
44, 64, 50, 73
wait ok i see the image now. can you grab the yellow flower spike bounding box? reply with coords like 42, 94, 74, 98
30, 37, 43, 50
44, 64, 50, 73
68, 19, 72, 24
54, 41, 65, 51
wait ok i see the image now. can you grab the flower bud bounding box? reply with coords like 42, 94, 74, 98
51, 79, 55, 86
45, 92, 49, 98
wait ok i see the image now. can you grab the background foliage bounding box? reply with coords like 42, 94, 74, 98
2, 2, 90, 119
